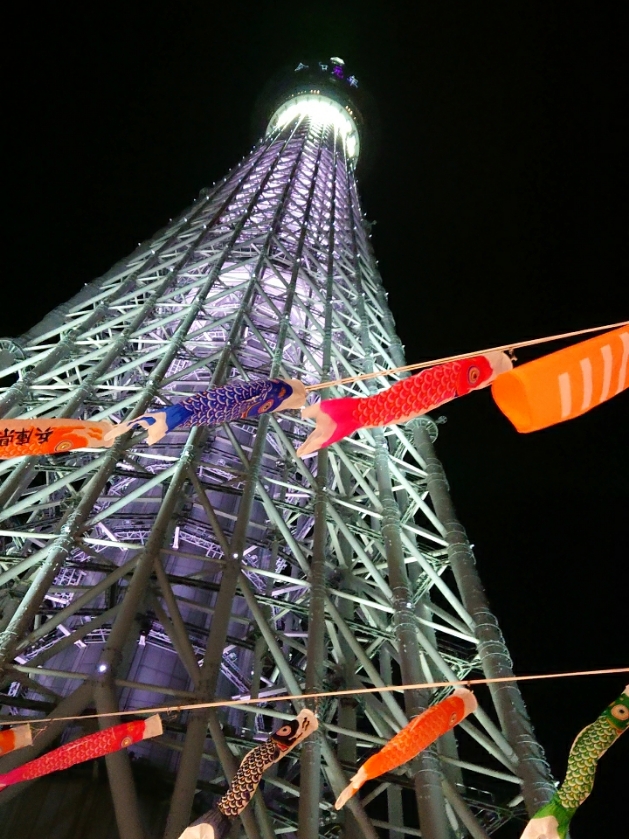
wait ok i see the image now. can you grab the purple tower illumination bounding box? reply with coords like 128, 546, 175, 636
0, 60, 552, 839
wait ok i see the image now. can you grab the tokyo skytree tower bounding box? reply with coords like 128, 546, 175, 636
0, 59, 553, 839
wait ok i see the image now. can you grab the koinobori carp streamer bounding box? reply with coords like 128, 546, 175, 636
0, 418, 113, 459
520, 685, 629, 839
0, 716, 162, 788
178, 710, 317, 839
106, 378, 306, 446
335, 688, 477, 809
297, 353, 512, 457
0, 724, 32, 757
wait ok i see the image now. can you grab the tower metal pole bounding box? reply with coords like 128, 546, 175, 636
346, 152, 453, 837
412, 423, 554, 815
297, 449, 329, 839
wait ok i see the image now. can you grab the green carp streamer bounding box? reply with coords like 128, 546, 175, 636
520, 684, 629, 839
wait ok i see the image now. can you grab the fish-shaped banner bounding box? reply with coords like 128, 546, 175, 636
106, 377, 307, 446
520, 685, 629, 839
297, 353, 512, 457
492, 326, 629, 433
0, 715, 162, 788
178, 709, 318, 839
0, 418, 113, 459
335, 688, 477, 809
0, 724, 32, 756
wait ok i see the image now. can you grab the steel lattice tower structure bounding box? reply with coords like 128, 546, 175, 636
0, 60, 553, 839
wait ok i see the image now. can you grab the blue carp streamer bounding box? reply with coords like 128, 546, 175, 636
106, 378, 306, 445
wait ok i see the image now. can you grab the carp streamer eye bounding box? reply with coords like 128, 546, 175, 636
257, 399, 275, 415
467, 366, 480, 385
275, 725, 293, 737
611, 703, 629, 721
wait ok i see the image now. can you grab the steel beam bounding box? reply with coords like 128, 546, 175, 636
413, 423, 554, 815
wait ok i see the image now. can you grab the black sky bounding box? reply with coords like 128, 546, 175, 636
3, 2, 628, 835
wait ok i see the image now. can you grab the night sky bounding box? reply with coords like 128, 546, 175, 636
3, 3, 627, 835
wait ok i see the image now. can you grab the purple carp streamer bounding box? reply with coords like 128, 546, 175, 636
106, 378, 306, 445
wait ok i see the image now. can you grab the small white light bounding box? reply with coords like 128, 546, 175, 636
97, 663, 108, 673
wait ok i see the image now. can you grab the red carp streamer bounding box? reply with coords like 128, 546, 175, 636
297, 353, 512, 457
492, 325, 628, 433
0, 715, 162, 788
0, 418, 113, 459
0, 724, 32, 756
334, 688, 477, 809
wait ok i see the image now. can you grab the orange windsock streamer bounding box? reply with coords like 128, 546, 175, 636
491, 326, 629, 433
0, 724, 32, 756
334, 688, 477, 810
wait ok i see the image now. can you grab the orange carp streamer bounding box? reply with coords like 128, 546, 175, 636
334, 688, 477, 810
0, 725, 32, 756
0, 418, 113, 459
297, 353, 512, 458
0, 715, 161, 788
491, 326, 628, 433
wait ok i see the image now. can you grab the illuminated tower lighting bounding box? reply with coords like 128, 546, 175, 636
0, 60, 553, 839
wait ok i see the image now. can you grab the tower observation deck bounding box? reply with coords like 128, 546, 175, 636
0, 59, 553, 839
